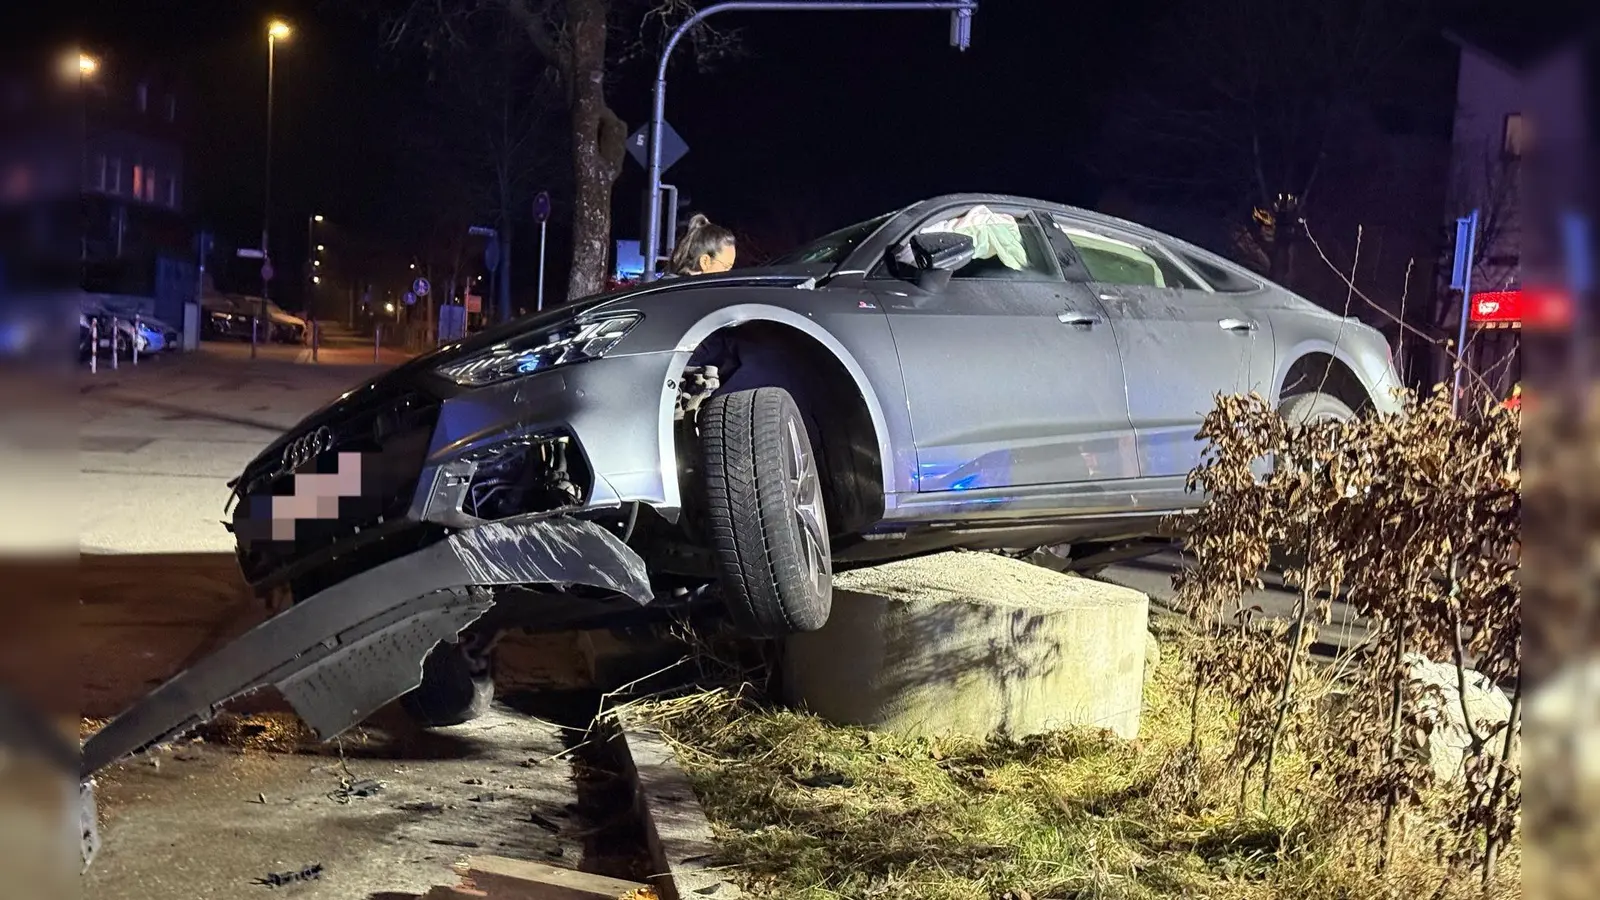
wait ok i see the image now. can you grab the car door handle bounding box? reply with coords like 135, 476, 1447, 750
1058, 309, 1101, 326
1218, 318, 1258, 333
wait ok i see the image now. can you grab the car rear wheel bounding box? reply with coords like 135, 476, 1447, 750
699, 387, 833, 637
1278, 390, 1356, 427
399, 638, 494, 727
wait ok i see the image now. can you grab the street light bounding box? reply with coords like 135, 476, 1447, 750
313, 214, 324, 223
256, 18, 292, 359
71, 50, 99, 265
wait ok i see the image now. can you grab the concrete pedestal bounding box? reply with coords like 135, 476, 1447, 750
783, 552, 1150, 740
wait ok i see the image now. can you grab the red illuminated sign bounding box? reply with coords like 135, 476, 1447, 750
1469, 290, 1522, 327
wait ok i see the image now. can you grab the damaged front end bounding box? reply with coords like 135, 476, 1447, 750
79, 515, 650, 781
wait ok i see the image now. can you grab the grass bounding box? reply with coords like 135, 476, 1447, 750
629, 622, 1520, 900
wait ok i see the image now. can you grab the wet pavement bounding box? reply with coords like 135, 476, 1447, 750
82, 702, 648, 900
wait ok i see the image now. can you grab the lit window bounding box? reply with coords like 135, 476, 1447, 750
144, 167, 158, 202
165, 175, 178, 208
165, 94, 176, 122
136, 82, 148, 112
1503, 113, 1526, 159
131, 164, 143, 198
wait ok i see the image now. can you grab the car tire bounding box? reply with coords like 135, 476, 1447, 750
399, 638, 494, 727
699, 387, 833, 637
1277, 391, 1356, 426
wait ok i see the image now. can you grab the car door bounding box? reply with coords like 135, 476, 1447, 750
1046, 213, 1271, 481
872, 203, 1139, 493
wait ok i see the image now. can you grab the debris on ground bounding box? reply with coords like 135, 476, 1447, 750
453, 854, 655, 900
327, 777, 386, 803
252, 863, 325, 888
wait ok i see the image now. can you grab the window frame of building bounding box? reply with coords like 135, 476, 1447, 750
1503, 113, 1526, 160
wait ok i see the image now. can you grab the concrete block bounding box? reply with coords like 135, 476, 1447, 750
784, 552, 1149, 740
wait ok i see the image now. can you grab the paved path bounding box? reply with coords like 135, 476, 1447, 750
79, 345, 404, 554
82, 705, 632, 900
1096, 548, 1374, 658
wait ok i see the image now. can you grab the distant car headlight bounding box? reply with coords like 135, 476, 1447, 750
435, 314, 640, 387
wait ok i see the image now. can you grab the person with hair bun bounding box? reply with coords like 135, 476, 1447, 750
668, 213, 737, 276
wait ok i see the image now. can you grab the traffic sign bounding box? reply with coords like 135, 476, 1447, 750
626, 121, 688, 173
260, 262, 275, 282
403, 291, 417, 306
533, 191, 552, 224
236, 248, 265, 259
413, 277, 430, 297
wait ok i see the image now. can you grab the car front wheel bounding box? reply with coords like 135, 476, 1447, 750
399, 637, 494, 727
699, 387, 833, 638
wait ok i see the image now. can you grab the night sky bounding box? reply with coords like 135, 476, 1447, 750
13, 0, 1573, 306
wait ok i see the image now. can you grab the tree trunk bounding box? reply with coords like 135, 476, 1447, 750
564, 0, 627, 301
498, 216, 513, 322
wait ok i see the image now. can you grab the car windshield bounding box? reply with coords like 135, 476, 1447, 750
769, 213, 893, 267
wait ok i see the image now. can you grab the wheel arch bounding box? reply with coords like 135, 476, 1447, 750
1273, 339, 1380, 415
659, 305, 893, 533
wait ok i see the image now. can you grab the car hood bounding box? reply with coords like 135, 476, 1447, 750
410, 264, 827, 371
231, 266, 827, 486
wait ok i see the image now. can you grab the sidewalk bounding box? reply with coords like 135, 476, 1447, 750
79, 344, 408, 554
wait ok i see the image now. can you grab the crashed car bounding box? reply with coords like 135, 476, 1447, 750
79, 193, 1404, 785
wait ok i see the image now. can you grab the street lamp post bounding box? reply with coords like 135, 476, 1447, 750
255, 19, 292, 358
307, 212, 323, 317
641, 0, 977, 279
73, 51, 99, 268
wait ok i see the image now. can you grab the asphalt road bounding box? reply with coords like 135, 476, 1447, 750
79, 343, 397, 554
1096, 548, 1374, 659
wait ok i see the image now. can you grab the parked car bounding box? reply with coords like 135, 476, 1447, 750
81, 193, 1404, 777
79, 298, 168, 357
200, 295, 305, 344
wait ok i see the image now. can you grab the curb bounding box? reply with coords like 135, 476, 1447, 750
615, 720, 742, 900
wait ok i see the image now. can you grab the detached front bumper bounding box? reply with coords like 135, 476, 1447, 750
79, 514, 651, 780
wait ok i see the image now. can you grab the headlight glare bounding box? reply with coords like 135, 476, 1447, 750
436, 314, 640, 386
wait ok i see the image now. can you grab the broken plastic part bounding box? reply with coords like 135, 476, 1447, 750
79, 516, 652, 778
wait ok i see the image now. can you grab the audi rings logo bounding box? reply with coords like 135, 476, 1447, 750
280, 426, 333, 473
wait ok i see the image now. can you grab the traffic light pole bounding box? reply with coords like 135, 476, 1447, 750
641, 0, 978, 281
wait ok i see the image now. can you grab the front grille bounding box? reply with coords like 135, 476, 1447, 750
234, 391, 440, 585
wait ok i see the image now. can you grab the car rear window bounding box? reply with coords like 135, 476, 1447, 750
1175, 250, 1262, 293
1050, 219, 1202, 290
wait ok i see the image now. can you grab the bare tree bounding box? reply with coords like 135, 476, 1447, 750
389, 0, 732, 302
406, 17, 560, 321
1095, 0, 1432, 284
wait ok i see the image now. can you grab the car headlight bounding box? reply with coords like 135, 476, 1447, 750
435, 314, 640, 387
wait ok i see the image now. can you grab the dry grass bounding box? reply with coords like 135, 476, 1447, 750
630, 626, 1520, 900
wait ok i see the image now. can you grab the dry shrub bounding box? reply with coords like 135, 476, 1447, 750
1172, 385, 1520, 896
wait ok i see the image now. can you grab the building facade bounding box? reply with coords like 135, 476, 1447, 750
0, 48, 194, 322
1439, 25, 1581, 395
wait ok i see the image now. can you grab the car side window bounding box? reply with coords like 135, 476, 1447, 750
910, 206, 1062, 281
1172, 249, 1263, 293
1048, 216, 1206, 291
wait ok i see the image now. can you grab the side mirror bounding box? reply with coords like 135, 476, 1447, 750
909, 231, 975, 272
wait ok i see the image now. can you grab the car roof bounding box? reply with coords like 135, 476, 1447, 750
908, 193, 1174, 242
